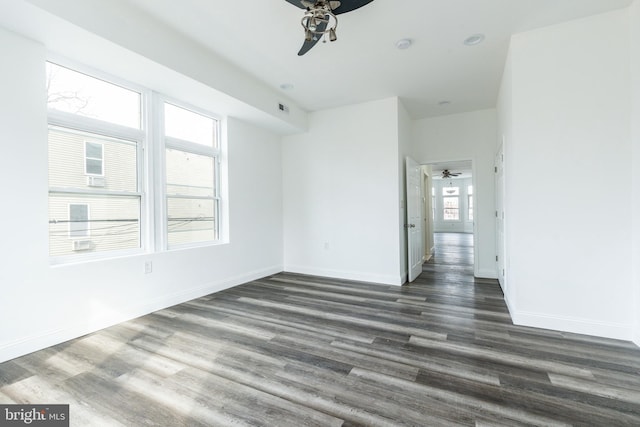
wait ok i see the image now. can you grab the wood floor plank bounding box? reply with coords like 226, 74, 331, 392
1, 232, 639, 426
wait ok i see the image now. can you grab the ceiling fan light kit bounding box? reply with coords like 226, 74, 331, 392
285, 0, 374, 55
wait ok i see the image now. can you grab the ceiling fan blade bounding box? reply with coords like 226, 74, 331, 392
284, 0, 308, 9
297, 19, 328, 56
332, 0, 374, 14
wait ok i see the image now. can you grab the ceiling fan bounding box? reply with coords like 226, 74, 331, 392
285, 0, 374, 56
442, 169, 462, 179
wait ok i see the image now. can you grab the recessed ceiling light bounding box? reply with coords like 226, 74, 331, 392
279, 83, 294, 90
396, 38, 412, 50
438, 101, 451, 107
464, 34, 485, 46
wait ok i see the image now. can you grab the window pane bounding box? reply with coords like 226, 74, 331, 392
166, 148, 216, 246
85, 142, 103, 160
444, 209, 459, 220
443, 196, 459, 220
166, 149, 215, 197
167, 198, 217, 245
165, 103, 217, 147
468, 185, 473, 195
443, 197, 459, 209
49, 194, 140, 256
86, 158, 103, 175
69, 204, 89, 238
442, 186, 460, 196
46, 62, 141, 129
49, 127, 138, 192
468, 195, 474, 221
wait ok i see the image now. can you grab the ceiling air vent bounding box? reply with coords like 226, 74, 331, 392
278, 103, 290, 114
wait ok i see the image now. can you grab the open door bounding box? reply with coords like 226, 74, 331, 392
406, 157, 424, 282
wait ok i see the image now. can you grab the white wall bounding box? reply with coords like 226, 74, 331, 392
282, 98, 404, 285
631, 0, 640, 345
0, 27, 284, 363
499, 10, 634, 340
412, 109, 498, 278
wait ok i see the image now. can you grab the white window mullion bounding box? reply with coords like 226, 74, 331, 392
153, 93, 169, 251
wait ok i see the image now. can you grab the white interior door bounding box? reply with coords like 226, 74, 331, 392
495, 146, 506, 290
406, 157, 424, 282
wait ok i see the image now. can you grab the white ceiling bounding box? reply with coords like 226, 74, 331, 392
124, 0, 632, 119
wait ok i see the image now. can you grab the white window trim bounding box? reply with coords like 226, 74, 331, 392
84, 140, 104, 176
48, 57, 148, 264
48, 56, 227, 264
159, 96, 222, 251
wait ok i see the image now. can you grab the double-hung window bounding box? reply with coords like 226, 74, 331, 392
163, 102, 220, 247
442, 186, 460, 221
47, 60, 223, 261
47, 62, 143, 258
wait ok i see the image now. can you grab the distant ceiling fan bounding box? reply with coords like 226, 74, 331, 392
442, 169, 461, 179
285, 0, 374, 56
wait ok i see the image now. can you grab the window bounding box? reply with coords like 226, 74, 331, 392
47, 61, 224, 260
443, 197, 460, 220
47, 62, 143, 258
85, 141, 103, 176
47, 62, 141, 128
69, 204, 89, 238
163, 102, 220, 247
442, 186, 460, 221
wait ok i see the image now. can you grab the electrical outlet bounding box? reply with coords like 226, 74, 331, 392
144, 261, 153, 274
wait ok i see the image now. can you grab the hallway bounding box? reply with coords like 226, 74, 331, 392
426, 232, 474, 269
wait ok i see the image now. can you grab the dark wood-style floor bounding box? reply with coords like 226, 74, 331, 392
2, 233, 640, 426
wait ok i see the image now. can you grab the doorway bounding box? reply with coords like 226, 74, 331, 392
422, 160, 476, 276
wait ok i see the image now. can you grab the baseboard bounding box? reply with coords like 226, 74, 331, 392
504, 292, 516, 318
0, 265, 283, 364
284, 264, 403, 286
511, 309, 634, 342
633, 327, 640, 347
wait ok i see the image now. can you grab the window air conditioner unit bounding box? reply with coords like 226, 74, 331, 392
87, 176, 105, 187
72, 240, 92, 251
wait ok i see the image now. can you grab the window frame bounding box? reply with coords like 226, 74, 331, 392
158, 97, 222, 250
47, 57, 226, 263
84, 140, 104, 176
47, 57, 149, 264
68, 203, 90, 239
443, 196, 461, 221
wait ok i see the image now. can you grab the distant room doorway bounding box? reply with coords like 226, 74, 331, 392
424, 160, 475, 274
